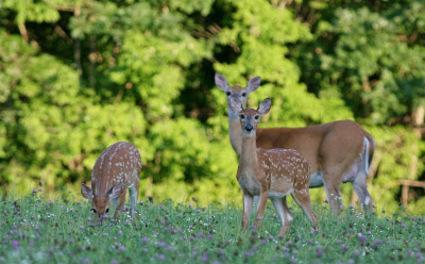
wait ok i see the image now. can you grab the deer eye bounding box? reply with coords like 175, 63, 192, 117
239, 114, 245, 119
91, 208, 97, 213
241, 92, 246, 97
105, 208, 110, 214
254, 115, 259, 120
226, 91, 231, 96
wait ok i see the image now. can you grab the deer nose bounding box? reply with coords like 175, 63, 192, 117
245, 124, 253, 132
99, 214, 107, 225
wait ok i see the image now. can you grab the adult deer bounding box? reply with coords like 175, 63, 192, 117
81, 141, 142, 224
232, 98, 317, 236
215, 73, 375, 214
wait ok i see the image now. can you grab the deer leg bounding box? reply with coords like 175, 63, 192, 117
292, 189, 318, 230
324, 182, 343, 214
271, 197, 290, 237
282, 196, 293, 222
242, 193, 253, 230
254, 191, 269, 231
114, 191, 126, 220
322, 167, 344, 214
129, 183, 138, 217
353, 172, 374, 212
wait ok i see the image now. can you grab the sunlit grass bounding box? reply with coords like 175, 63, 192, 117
0, 196, 424, 263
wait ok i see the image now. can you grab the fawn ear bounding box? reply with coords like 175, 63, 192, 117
215, 73, 229, 91
229, 97, 243, 113
81, 183, 93, 199
257, 98, 272, 116
246, 76, 261, 93
107, 185, 123, 200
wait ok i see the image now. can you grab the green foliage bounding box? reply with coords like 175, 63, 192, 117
0, 198, 424, 263
0, 0, 424, 213
295, 1, 425, 125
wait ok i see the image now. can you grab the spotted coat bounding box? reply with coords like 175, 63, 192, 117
91, 141, 142, 209
238, 142, 310, 197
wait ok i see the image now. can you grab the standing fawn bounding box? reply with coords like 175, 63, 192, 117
81, 141, 142, 224
231, 98, 317, 236
215, 73, 375, 214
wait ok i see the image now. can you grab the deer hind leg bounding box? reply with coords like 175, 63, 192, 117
242, 193, 253, 230
353, 172, 374, 212
129, 183, 138, 217
271, 197, 291, 237
114, 191, 126, 220
322, 166, 344, 214
353, 137, 374, 212
292, 189, 318, 230
282, 196, 293, 222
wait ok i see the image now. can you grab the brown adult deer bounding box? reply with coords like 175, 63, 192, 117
81, 141, 142, 223
215, 73, 375, 214
231, 98, 317, 236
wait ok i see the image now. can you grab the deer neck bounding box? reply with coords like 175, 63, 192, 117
239, 135, 258, 172
228, 114, 243, 156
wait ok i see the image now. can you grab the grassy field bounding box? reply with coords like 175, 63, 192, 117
0, 196, 424, 263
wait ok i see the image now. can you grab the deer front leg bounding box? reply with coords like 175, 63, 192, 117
114, 191, 126, 220
242, 193, 253, 230
282, 196, 293, 222
253, 191, 269, 231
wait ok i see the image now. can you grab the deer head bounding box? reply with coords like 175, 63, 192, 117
214, 73, 262, 117
229, 97, 272, 137
81, 182, 123, 223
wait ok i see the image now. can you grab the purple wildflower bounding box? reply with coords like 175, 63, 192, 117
341, 244, 348, 253
371, 239, 384, 250
316, 247, 323, 258
12, 240, 19, 250
357, 233, 367, 247
201, 252, 209, 262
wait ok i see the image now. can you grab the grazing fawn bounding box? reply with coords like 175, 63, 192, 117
215, 73, 375, 214
81, 141, 142, 223
231, 98, 317, 236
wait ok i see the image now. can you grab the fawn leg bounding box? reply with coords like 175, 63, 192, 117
129, 183, 138, 217
253, 191, 269, 231
114, 191, 126, 220
292, 189, 318, 230
271, 197, 290, 237
282, 196, 293, 222
242, 193, 253, 230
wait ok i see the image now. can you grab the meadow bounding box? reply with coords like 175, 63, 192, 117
1, 196, 424, 263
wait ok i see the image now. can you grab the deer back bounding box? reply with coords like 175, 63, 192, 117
91, 141, 142, 197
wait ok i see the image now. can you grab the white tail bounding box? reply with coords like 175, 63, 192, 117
230, 98, 317, 236
215, 73, 375, 214
81, 141, 142, 223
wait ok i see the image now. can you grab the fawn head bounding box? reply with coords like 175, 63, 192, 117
229, 98, 272, 137
81, 183, 123, 223
214, 73, 261, 116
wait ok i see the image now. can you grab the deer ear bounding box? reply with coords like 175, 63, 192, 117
107, 185, 123, 200
229, 97, 243, 113
81, 183, 93, 199
257, 98, 272, 115
246, 76, 261, 93
214, 73, 229, 91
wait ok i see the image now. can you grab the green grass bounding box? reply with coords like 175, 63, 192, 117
0, 196, 424, 263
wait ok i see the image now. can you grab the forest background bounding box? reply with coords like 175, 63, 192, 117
0, 0, 424, 215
